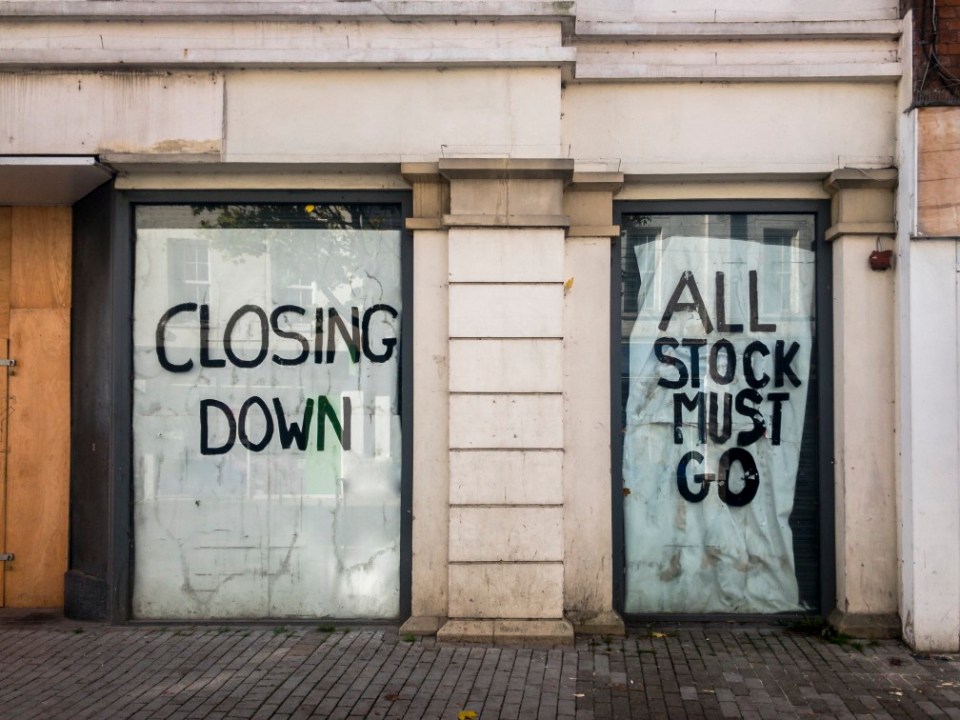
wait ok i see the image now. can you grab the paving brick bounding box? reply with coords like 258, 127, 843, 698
2, 619, 960, 720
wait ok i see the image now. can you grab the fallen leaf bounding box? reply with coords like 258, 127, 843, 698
651, 631, 668, 639
458, 712, 478, 720
383, 694, 399, 702
564, 277, 574, 291
622, 488, 631, 496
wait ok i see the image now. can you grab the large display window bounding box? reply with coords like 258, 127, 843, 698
614, 202, 832, 616
131, 199, 408, 619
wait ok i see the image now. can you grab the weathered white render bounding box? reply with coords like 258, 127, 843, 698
2, 0, 952, 650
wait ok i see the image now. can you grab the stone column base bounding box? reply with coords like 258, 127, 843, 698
399, 616, 445, 637
828, 609, 901, 639
437, 619, 575, 647
566, 610, 626, 637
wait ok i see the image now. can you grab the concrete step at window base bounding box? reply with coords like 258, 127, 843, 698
437, 619, 575, 647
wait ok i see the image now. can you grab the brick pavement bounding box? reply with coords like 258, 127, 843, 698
0, 614, 958, 719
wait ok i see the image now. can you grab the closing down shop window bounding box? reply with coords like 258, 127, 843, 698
132, 202, 403, 619
619, 210, 822, 615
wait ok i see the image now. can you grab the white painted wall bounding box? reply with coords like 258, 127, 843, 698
896, 46, 960, 648
224, 68, 562, 163
575, 39, 899, 81
897, 238, 960, 651
832, 234, 897, 617
0, 72, 223, 156
445, 225, 567, 622
0, 19, 571, 67
563, 82, 897, 177
563, 236, 614, 617
411, 229, 450, 619
577, 0, 898, 23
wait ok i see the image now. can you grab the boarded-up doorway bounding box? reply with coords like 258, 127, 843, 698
0, 207, 71, 608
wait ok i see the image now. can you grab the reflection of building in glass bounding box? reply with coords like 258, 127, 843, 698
131, 206, 404, 619
167, 238, 211, 305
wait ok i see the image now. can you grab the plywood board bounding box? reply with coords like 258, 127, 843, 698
0, 209, 9, 605
5, 308, 69, 607
0, 338, 6, 607
918, 107, 960, 237
0, 210, 11, 340
10, 207, 71, 310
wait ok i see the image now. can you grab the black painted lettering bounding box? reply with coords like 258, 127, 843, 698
767, 392, 790, 446
156, 302, 197, 372
681, 338, 707, 389
238, 396, 274, 452
715, 272, 743, 333
659, 271, 714, 333
708, 392, 733, 444
270, 305, 309, 366
224, 305, 269, 369
673, 392, 705, 445
316, 395, 349, 451
708, 339, 737, 385
200, 304, 226, 368
743, 340, 771, 389
273, 397, 314, 451
749, 270, 777, 332
341, 396, 352, 451
362, 304, 399, 363
774, 340, 802, 388
717, 447, 760, 507
314, 308, 324, 364
676, 450, 712, 503
327, 308, 360, 364
735, 388, 766, 446
200, 399, 236, 455
655, 337, 688, 389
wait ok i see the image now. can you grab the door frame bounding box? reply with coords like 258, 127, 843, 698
610, 198, 835, 621
71, 187, 413, 622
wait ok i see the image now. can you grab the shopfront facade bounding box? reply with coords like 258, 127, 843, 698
2, 0, 935, 647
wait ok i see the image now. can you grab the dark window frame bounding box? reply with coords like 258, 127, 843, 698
109, 189, 413, 622
611, 199, 835, 621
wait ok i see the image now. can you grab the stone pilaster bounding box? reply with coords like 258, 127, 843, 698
399, 164, 450, 638
561, 173, 625, 636
431, 159, 575, 646
824, 168, 900, 639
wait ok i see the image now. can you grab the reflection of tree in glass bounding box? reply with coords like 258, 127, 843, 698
191, 203, 402, 306
621, 214, 652, 319
620, 214, 651, 235
193, 203, 401, 232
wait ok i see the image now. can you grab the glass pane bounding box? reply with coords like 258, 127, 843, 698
132, 203, 403, 619
620, 212, 818, 613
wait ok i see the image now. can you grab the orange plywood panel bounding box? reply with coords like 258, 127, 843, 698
918, 107, 960, 237
10, 207, 71, 310
0, 342, 7, 607
0, 210, 9, 605
0, 210, 11, 341
0, 365, 6, 607
4, 308, 69, 607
